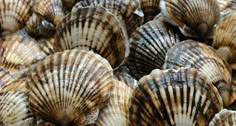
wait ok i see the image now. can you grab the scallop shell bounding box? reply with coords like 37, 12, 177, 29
37, 38, 55, 56
96, 79, 133, 126
140, 0, 160, 23
163, 40, 234, 106
55, 6, 128, 68
129, 67, 223, 126
33, 0, 65, 25
26, 49, 114, 125
0, 77, 27, 93
0, 68, 15, 89
209, 109, 236, 126
127, 17, 181, 79
0, 0, 33, 36
0, 91, 34, 125
160, 0, 220, 38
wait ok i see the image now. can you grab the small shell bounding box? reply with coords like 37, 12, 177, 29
26, 49, 114, 125
127, 17, 181, 79
0, 0, 33, 36
163, 40, 234, 106
160, 0, 220, 38
209, 109, 236, 126
55, 6, 128, 68
129, 68, 223, 126
140, 0, 161, 23
0, 91, 34, 125
37, 38, 55, 56
96, 79, 133, 126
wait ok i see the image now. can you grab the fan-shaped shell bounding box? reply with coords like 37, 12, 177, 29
127, 17, 181, 79
0, 0, 33, 36
209, 109, 236, 126
160, 0, 220, 38
55, 6, 128, 68
0, 91, 34, 125
26, 49, 114, 125
129, 68, 223, 126
163, 40, 234, 106
96, 79, 133, 126
140, 0, 160, 23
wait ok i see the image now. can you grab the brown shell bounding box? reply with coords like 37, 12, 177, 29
129, 67, 223, 126
160, 0, 220, 38
26, 49, 114, 125
0, 77, 27, 93
0, 68, 15, 89
209, 109, 236, 126
37, 38, 55, 56
140, 0, 161, 23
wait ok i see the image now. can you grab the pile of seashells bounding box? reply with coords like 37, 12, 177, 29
0, 0, 235, 125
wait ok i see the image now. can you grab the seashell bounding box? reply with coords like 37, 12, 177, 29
127, 17, 181, 79
33, 0, 65, 26
37, 38, 55, 56
0, 0, 33, 36
209, 109, 236, 126
129, 67, 223, 126
0, 34, 46, 79
160, 0, 220, 38
96, 79, 133, 126
26, 49, 114, 125
217, 0, 236, 15
55, 6, 128, 68
0, 77, 27, 93
0, 91, 34, 125
140, 0, 161, 23
212, 12, 236, 70
0, 68, 15, 89
163, 40, 234, 107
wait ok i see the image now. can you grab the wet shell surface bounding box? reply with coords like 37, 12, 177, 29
127, 17, 181, 79
160, 0, 220, 38
96, 79, 133, 126
0, 91, 34, 125
26, 49, 114, 125
129, 67, 223, 126
140, 0, 160, 23
209, 109, 236, 126
55, 6, 128, 68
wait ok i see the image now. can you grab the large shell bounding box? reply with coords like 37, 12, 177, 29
55, 6, 128, 68
0, 0, 33, 36
163, 40, 234, 106
160, 0, 220, 38
0, 91, 34, 125
127, 17, 181, 79
140, 0, 160, 23
96, 80, 133, 126
129, 68, 223, 126
209, 109, 236, 126
26, 49, 114, 125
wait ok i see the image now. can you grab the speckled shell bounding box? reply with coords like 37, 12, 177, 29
209, 109, 236, 126
0, 0, 33, 36
96, 79, 133, 126
0, 91, 34, 125
33, 0, 65, 25
127, 17, 181, 79
140, 0, 160, 23
55, 6, 128, 68
129, 68, 223, 126
37, 38, 55, 56
163, 40, 234, 106
26, 49, 114, 125
160, 0, 220, 38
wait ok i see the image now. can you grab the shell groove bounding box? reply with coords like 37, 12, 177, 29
209, 109, 236, 126
26, 49, 114, 125
129, 68, 223, 126
0, 68, 15, 89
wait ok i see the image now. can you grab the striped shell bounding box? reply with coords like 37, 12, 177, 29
37, 38, 55, 56
55, 6, 128, 68
217, 0, 236, 14
127, 17, 181, 79
96, 80, 133, 126
163, 40, 234, 106
209, 109, 236, 126
140, 0, 161, 23
129, 68, 223, 126
0, 77, 27, 93
26, 49, 114, 125
0, 0, 33, 36
0, 68, 15, 89
160, 0, 220, 38
0, 91, 34, 125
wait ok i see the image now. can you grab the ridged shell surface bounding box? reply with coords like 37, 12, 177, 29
0, 68, 15, 89
26, 49, 114, 125
140, 0, 160, 23
55, 6, 128, 68
217, 0, 236, 14
37, 38, 55, 56
0, 77, 27, 93
209, 109, 236, 126
129, 68, 223, 126
0, 91, 33, 126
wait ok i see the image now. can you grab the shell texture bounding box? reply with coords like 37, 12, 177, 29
0, 68, 15, 89
26, 49, 114, 125
160, 0, 220, 38
0, 0, 33, 36
37, 38, 55, 56
55, 6, 128, 68
129, 68, 223, 126
217, 0, 236, 15
0, 91, 34, 126
140, 0, 161, 23
0, 77, 28, 93
209, 109, 236, 126
127, 17, 181, 79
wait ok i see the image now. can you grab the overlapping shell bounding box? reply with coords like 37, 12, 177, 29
140, 0, 160, 23
217, 0, 236, 16
55, 6, 128, 68
0, 77, 27, 93
209, 109, 236, 126
0, 68, 15, 89
129, 68, 223, 125
160, 0, 220, 38
37, 38, 55, 56
26, 49, 114, 125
